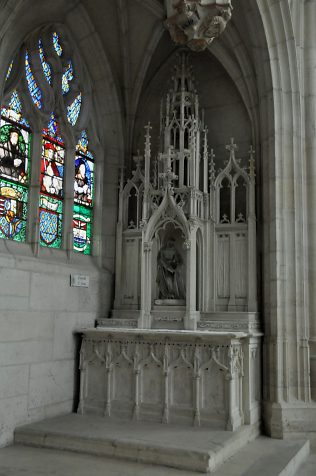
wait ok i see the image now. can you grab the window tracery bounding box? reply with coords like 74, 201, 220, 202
0, 26, 96, 255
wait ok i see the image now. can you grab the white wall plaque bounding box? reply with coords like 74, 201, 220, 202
70, 274, 90, 288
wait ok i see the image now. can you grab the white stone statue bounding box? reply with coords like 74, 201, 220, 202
157, 238, 186, 300
165, 0, 233, 51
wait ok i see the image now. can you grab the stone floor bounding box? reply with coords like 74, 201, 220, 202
0, 445, 198, 476
13, 414, 260, 473
0, 416, 314, 476
0, 440, 314, 476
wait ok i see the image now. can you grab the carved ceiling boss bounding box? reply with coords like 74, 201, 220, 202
165, 0, 233, 51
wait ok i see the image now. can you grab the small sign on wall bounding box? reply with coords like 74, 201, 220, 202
70, 274, 90, 288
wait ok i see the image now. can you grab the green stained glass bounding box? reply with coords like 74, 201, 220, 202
73, 203, 92, 255
0, 119, 31, 185
0, 178, 28, 242
39, 194, 63, 248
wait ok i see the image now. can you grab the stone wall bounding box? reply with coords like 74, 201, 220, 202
0, 248, 112, 446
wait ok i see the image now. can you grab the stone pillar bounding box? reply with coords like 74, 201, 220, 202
139, 241, 153, 329
248, 149, 257, 312
27, 129, 42, 255
114, 169, 124, 309
184, 232, 199, 330
305, 1, 316, 402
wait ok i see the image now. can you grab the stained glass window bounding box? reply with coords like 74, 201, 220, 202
0, 31, 92, 252
6, 61, 13, 81
39, 39, 52, 85
0, 92, 31, 242
25, 51, 42, 109
52, 32, 62, 57
67, 93, 82, 126
39, 114, 65, 248
73, 131, 94, 254
62, 61, 73, 95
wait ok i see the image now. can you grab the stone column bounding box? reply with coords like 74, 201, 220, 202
184, 231, 199, 330
139, 241, 153, 329
27, 129, 42, 255
305, 1, 316, 402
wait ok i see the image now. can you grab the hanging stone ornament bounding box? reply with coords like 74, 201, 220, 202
165, 0, 233, 52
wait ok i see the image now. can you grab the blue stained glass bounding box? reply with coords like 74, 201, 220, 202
67, 93, 82, 126
62, 61, 73, 95
9, 91, 22, 114
6, 61, 13, 80
25, 51, 42, 109
53, 32, 62, 57
44, 113, 63, 144
39, 39, 52, 85
76, 131, 94, 159
1, 91, 30, 128
48, 113, 57, 136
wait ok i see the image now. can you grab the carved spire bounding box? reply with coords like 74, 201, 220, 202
209, 148, 216, 188
133, 150, 143, 172
203, 127, 209, 193
226, 137, 238, 160
159, 148, 178, 193
248, 145, 256, 183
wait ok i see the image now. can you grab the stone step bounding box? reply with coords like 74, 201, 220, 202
15, 414, 259, 473
212, 436, 309, 476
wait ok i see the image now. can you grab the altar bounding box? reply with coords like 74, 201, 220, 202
79, 51, 261, 433
78, 327, 261, 432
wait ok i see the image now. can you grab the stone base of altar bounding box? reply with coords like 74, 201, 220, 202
14, 414, 260, 473
77, 328, 262, 430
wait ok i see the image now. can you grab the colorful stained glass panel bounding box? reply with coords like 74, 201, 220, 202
43, 112, 63, 144
67, 93, 81, 126
52, 32, 62, 57
0, 178, 27, 242
6, 61, 13, 81
25, 51, 42, 109
1, 91, 30, 128
41, 137, 64, 198
74, 154, 94, 206
76, 131, 94, 160
39, 39, 52, 84
62, 61, 73, 95
39, 194, 63, 248
73, 203, 92, 255
0, 118, 31, 185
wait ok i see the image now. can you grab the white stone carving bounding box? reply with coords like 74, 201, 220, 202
113, 53, 258, 325
94, 52, 261, 435
79, 329, 249, 430
165, 0, 233, 51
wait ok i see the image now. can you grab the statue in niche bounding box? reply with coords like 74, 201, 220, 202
157, 238, 186, 300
